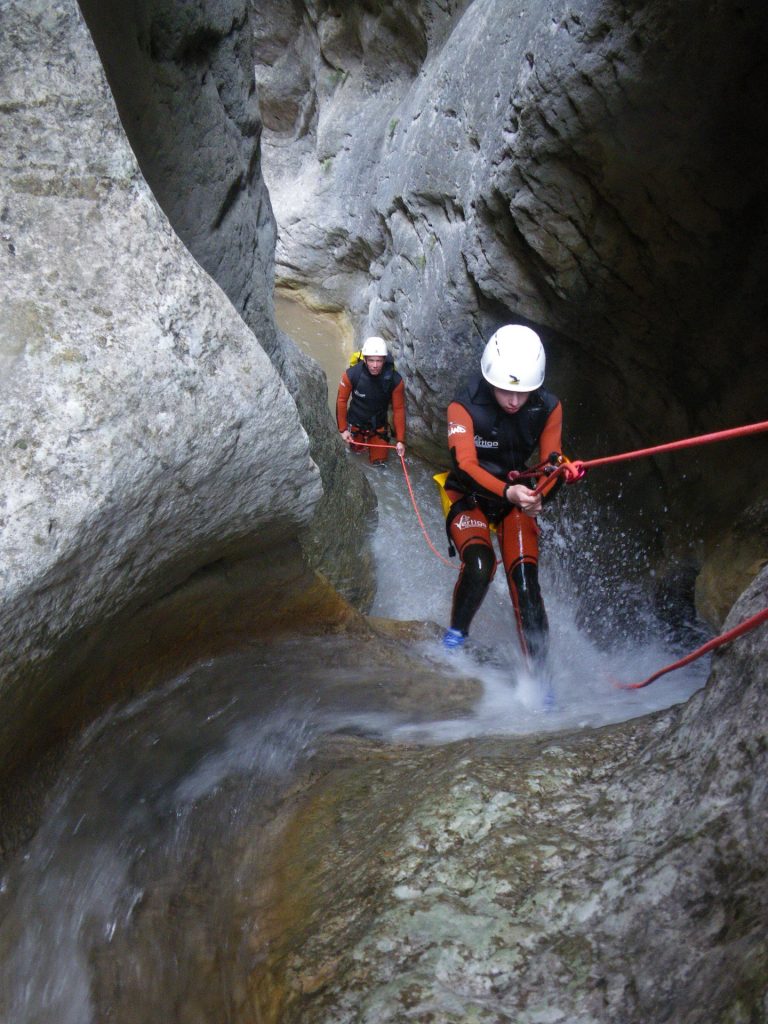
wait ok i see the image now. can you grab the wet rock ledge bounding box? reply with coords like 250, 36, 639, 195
245, 573, 768, 1023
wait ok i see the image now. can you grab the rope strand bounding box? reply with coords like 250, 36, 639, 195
397, 453, 456, 569
573, 419, 768, 474
342, 422, 768, 688
614, 607, 768, 689
342, 437, 457, 568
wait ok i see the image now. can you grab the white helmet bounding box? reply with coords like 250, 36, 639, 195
480, 324, 545, 391
361, 336, 388, 358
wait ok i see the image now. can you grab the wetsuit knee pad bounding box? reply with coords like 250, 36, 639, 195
462, 543, 496, 585
452, 544, 496, 635
508, 561, 549, 661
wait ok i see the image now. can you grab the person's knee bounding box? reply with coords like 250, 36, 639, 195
452, 543, 496, 635
509, 562, 547, 630
509, 560, 540, 596
462, 543, 496, 585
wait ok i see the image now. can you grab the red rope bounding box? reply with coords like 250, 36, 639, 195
572, 419, 768, 475
397, 453, 457, 569
343, 437, 457, 569
615, 607, 768, 689
346, 423, 768, 686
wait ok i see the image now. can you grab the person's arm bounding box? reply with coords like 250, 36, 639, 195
536, 402, 564, 500
391, 379, 406, 455
447, 402, 507, 498
336, 371, 353, 438
538, 401, 563, 464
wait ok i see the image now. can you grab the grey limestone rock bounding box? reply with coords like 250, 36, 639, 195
246, 567, 768, 1023
77, 0, 378, 609
0, 0, 322, 774
257, 0, 768, 545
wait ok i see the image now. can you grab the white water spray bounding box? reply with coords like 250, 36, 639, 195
355, 440, 708, 741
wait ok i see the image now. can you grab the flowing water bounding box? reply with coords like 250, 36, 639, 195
362, 453, 708, 740
275, 292, 351, 408
0, 294, 710, 1022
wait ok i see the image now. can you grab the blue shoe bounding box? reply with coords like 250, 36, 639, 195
442, 627, 466, 651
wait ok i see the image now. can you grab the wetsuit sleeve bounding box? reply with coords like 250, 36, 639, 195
538, 401, 563, 462
391, 379, 406, 442
447, 401, 507, 499
537, 401, 564, 498
336, 371, 353, 432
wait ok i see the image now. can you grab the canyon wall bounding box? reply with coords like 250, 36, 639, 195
0, 0, 371, 786
1, 0, 767, 1018
257, 0, 768, 595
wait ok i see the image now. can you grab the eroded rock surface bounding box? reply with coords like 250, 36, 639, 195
0, 0, 324, 778
77, 0, 378, 609
696, 498, 768, 630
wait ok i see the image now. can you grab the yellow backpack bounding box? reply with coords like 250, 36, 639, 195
433, 471, 452, 517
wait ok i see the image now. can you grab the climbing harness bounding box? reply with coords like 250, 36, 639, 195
615, 606, 768, 689
433, 471, 501, 558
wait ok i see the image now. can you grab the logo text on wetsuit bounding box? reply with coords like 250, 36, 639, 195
448, 422, 466, 436
455, 513, 486, 530
474, 435, 498, 448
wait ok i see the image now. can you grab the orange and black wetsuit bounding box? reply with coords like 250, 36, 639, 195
336, 358, 406, 462
445, 374, 563, 663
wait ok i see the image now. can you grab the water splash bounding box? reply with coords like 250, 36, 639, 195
360, 451, 708, 741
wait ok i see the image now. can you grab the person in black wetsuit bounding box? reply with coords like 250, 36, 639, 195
336, 336, 406, 463
441, 324, 565, 665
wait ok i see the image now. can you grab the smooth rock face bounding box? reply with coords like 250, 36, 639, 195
77, 0, 277, 357
695, 498, 768, 629
77, 0, 378, 607
0, 0, 322, 775
257, 0, 768, 546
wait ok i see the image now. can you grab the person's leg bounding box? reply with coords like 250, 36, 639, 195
367, 430, 389, 463
349, 427, 368, 454
498, 510, 549, 664
447, 505, 497, 639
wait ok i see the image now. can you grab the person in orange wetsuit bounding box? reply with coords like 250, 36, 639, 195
336, 336, 406, 463
442, 324, 564, 666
